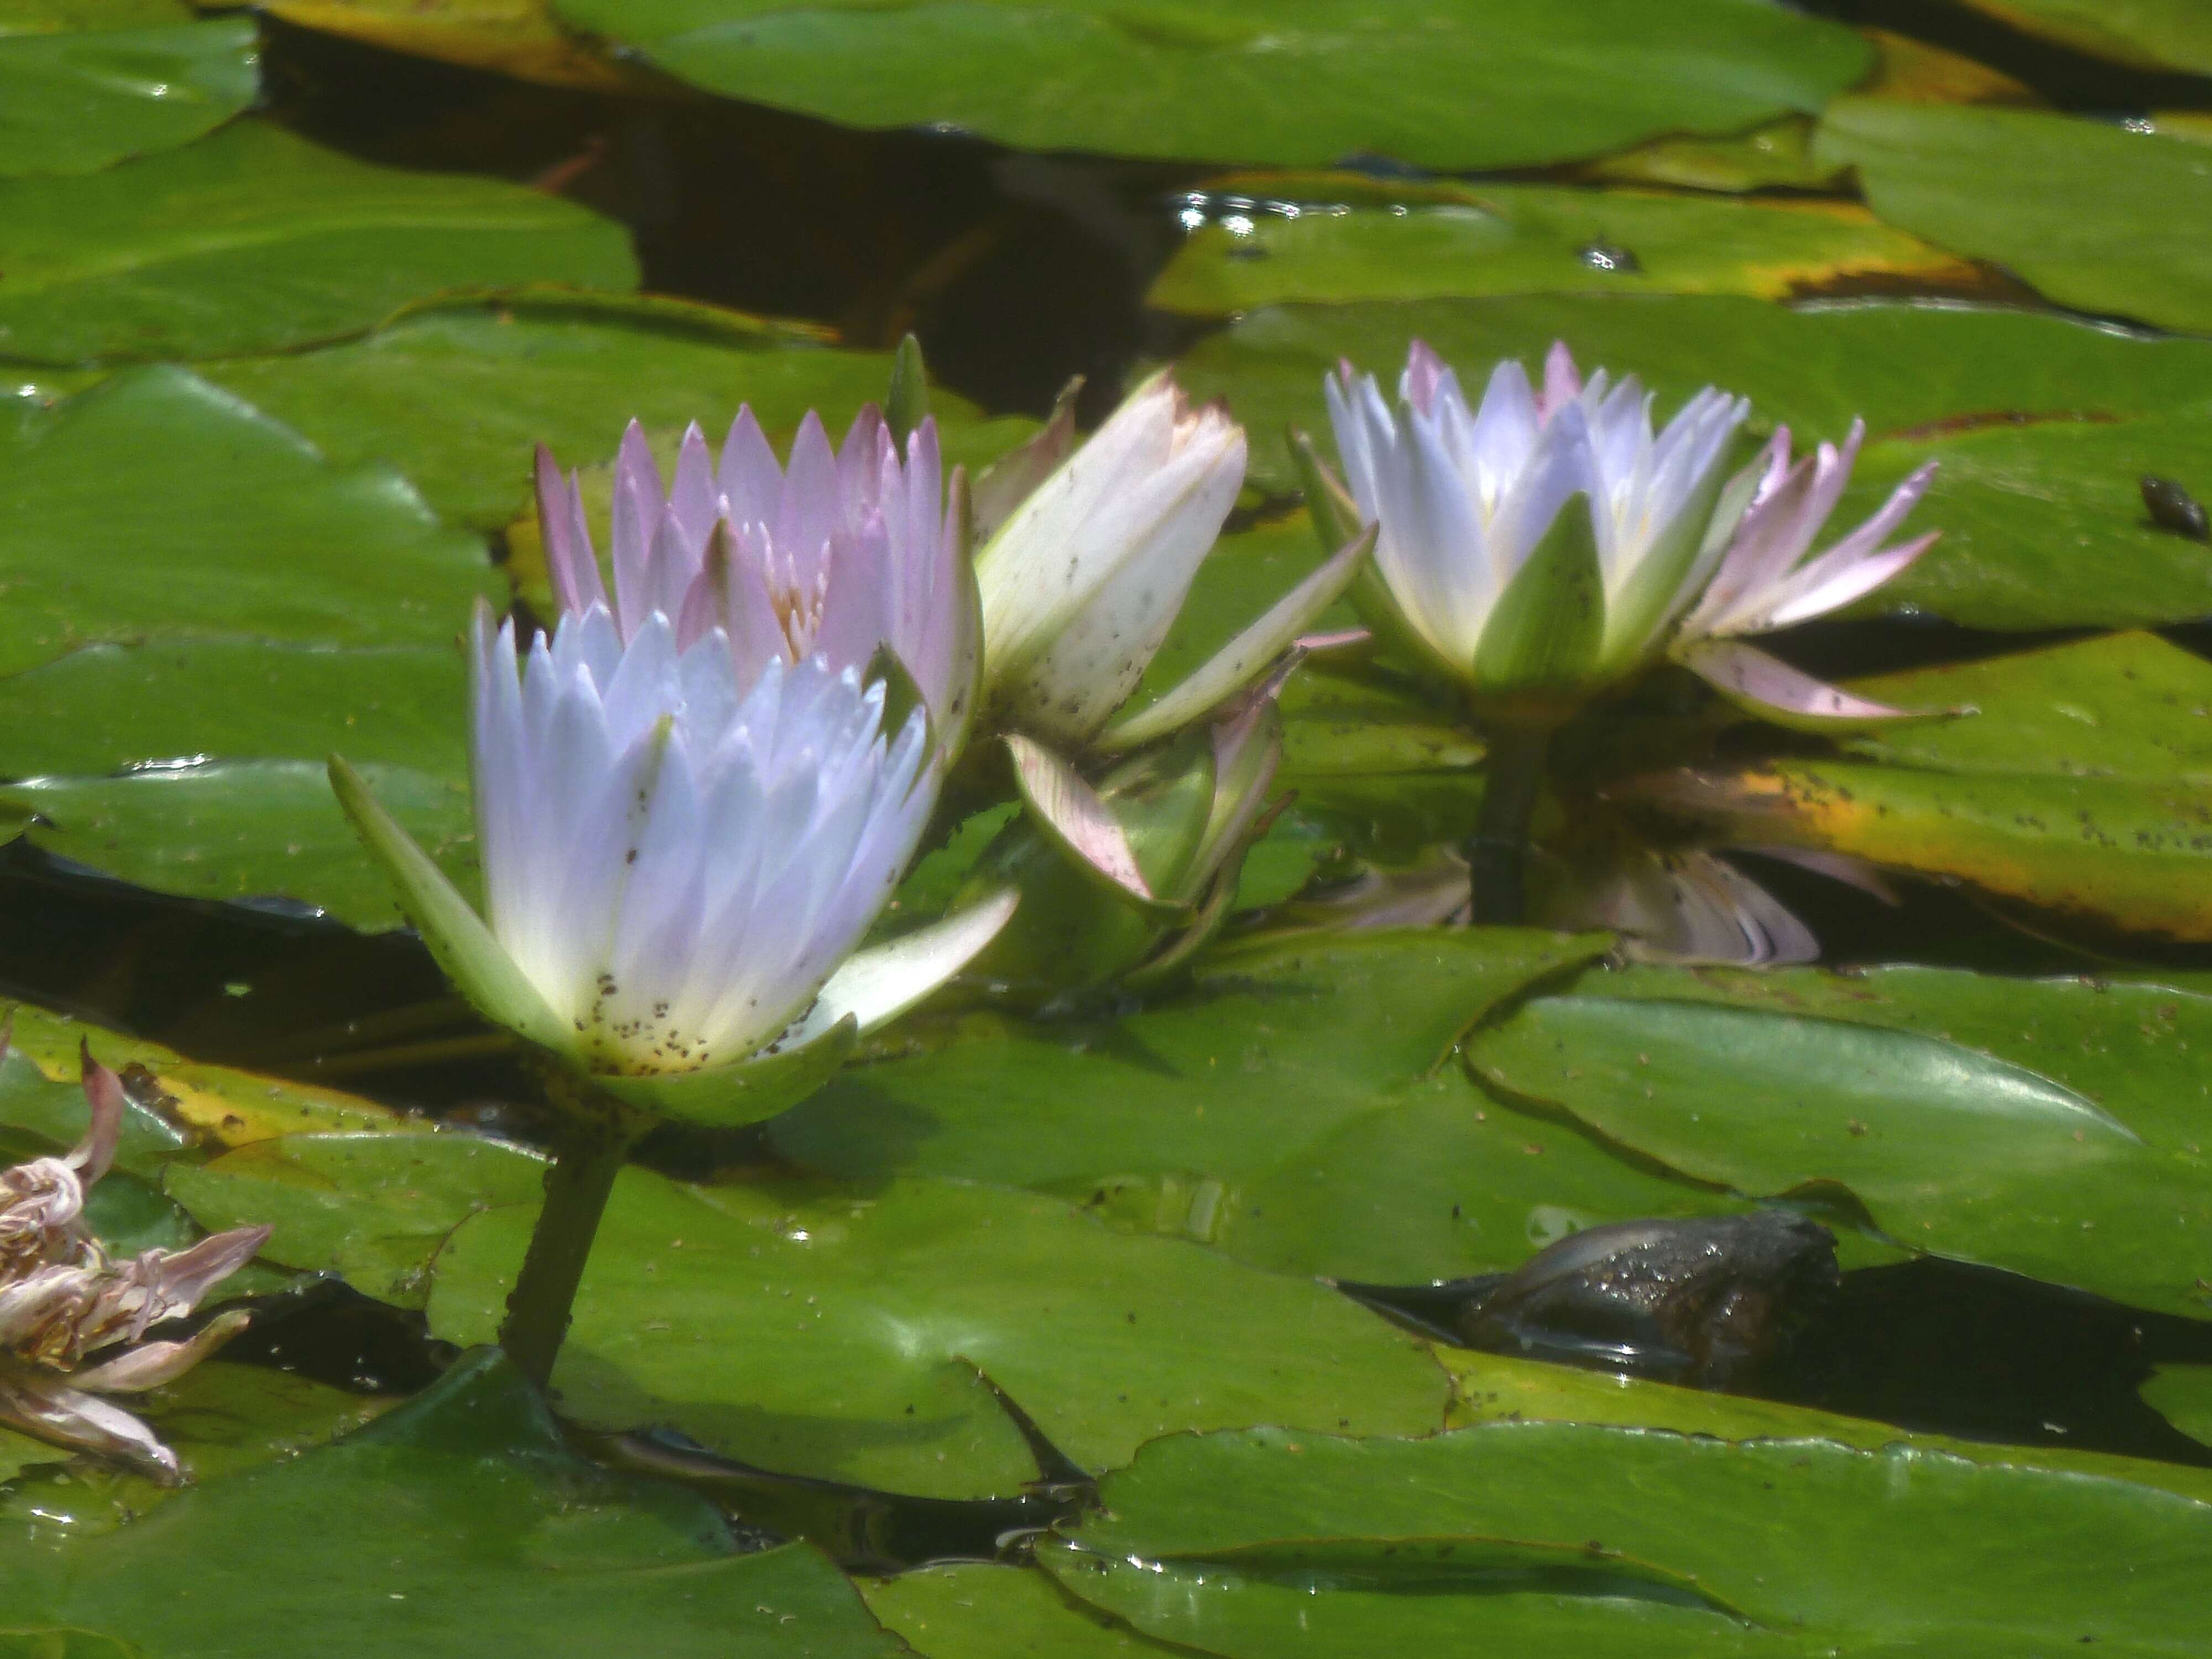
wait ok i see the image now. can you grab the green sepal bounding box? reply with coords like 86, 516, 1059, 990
1097, 731, 1221, 906
886, 333, 929, 446
327, 753, 573, 1059
592, 1016, 859, 1129
1470, 499, 1605, 711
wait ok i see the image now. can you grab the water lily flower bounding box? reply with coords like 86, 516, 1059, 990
1323, 340, 1936, 726
975, 372, 1371, 753
332, 602, 1016, 1126
0, 1041, 268, 1481
536, 404, 980, 755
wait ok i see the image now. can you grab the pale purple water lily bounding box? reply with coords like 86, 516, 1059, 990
0, 1041, 268, 1481
332, 603, 1015, 1120
536, 404, 979, 753
1325, 340, 1937, 723
977, 372, 1370, 753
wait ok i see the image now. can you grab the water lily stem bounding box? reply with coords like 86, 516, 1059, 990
1466, 722, 1551, 925
501, 1071, 651, 1391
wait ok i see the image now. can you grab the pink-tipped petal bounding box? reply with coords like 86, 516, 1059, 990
1401, 340, 1447, 416
1681, 639, 1918, 724
72, 1044, 124, 1186
1005, 735, 1154, 901
1538, 340, 1582, 421
717, 406, 784, 520
1759, 530, 1939, 632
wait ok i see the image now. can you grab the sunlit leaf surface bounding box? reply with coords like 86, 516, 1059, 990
0, 118, 636, 363
0, 15, 255, 177
544, 0, 1871, 169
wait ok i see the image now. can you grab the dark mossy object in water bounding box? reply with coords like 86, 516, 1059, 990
1341, 1212, 1840, 1388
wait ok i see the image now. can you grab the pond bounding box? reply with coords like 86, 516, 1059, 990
3, 0, 2212, 1652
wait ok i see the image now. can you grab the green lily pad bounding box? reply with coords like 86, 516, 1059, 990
1575, 117, 1843, 195
0, 1350, 906, 1659
1588, 959, 2212, 1158
6, 759, 478, 928
427, 1165, 1452, 1498
1648, 633, 2212, 940
1956, 0, 2212, 75
0, 118, 637, 364
198, 294, 1021, 533
1465, 988, 2212, 1316
0, 366, 491, 677
0, 364, 492, 919
1150, 181, 1965, 317
864, 1564, 1189, 1659
1440, 1341, 2212, 1503
227, 0, 648, 91
768, 930, 1767, 1285
0, 1364, 394, 1542
1178, 295, 2212, 630
2142, 1364, 2212, 1448
1814, 100, 2212, 337
1042, 1422, 2212, 1657
1180, 294, 2212, 493
0, 15, 256, 178
168, 1130, 545, 1307
0, 1, 192, 32
547, 0, 1870, 170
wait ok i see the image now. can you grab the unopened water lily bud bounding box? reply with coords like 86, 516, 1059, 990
975, 373, 1369, 754
961, 661, 1295, 998
332, 602, 1015, 1127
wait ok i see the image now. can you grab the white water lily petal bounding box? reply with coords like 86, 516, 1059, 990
1097, 524, 1373, 753
1679, 638, 1918, 726
1326, 338, 1746, 705
458, 604, 938, 1076
787, 887, 1019, 1046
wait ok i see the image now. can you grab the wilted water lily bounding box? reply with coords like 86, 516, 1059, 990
1323, 340, 1937, 724
0, 1041, 268, 1481
537, 404, 980, 754
334, 603, 1015, 1124
975, 372, 1370, 754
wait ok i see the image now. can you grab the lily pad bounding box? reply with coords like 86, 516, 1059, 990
1588, 959, 2212, 1159
0, 1350, 907, 1659
0, 364, 492, 919
216, 0, 647, 90
768, 930, 1765, 1285
1042, 1422, 2212, 1657
864, 1564, 1190, 1659
1814, 99, 2212, 337
2142, 1364, 2212, 1448
0, 15, 257, 178
427, 1165, 1452, 1498
0, 117, 637, 363
547, 0, 1871, 170
1177, 295, 2212, 629
1647, 633, 2212, 940
197, 294, 1009, 532
0, 365, 491, 676
1465, 989, 2212, 1316
170, 1130, 542, 1307
1955, 0, 2212, 75
1150, 181, 1966, 317
0, 1364, 394, 1542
